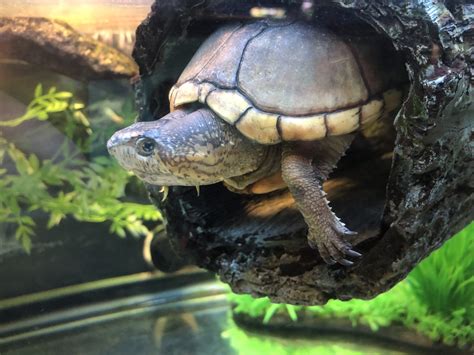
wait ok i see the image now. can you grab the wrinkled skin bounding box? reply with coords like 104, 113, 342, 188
108, 107, 361, 265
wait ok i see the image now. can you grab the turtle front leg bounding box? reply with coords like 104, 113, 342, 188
281, 137, 361, 266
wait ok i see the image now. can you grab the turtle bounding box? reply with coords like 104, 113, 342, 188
107, 20, 406, 266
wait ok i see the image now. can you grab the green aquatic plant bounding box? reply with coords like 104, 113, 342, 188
0, 84, 161, 253
0, 85, 78, 128
229, 223, 474, 347
408, 225, 473, 320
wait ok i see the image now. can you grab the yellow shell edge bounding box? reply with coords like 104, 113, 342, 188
236, 108, 280, 144
279, 114, 326, 141
168, 86, 178, 112
206, 89, 252, 124
173, 82, 199, 108
360, 98, 384, 125
326, 107, 360, 136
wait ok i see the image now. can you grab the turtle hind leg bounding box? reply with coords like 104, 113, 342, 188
281, 135, 362, 266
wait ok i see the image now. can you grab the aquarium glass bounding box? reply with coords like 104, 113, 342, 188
0, 1, 472, 355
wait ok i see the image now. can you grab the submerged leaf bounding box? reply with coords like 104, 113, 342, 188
54, 91, 73, 99
34, 84, 43, 98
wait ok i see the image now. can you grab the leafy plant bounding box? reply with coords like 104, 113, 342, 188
0, 84, 161, 253
228, 223, 474, 347
0, 85, 76, 128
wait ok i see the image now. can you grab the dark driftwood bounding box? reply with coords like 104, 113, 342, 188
135, 1, 473, 304
0, 17, 137, 80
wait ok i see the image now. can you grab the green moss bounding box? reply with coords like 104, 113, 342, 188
229, 222, 474, 347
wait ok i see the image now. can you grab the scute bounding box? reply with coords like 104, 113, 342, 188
361, 99, 384, 124
206, 89, 251, 124
342, 36, 404, 96
176, 22, 266, 88
326, 108, 360, 136
279, 114, 327, 141
235, 108, 280, 144
238, 23, 368, 115
170, 81, 199, 109
176, 23, 242, 86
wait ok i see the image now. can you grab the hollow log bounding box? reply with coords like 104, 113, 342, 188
134, 0, 473, 304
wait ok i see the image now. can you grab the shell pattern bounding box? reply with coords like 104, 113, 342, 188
169, 20, 405, 145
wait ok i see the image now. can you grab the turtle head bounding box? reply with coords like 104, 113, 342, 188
107, 108, 268, 186
107, 111, 186, 186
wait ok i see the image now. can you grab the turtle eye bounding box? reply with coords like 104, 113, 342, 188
136, 137, 156, 157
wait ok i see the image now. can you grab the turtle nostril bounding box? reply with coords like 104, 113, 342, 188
107, 136, 118, 154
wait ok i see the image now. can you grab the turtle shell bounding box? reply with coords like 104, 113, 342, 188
169, 20, 404, 144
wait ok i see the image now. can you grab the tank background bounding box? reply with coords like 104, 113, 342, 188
0, 2, 156, 298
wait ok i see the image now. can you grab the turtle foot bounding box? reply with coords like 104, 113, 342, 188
280, 138, 362, 267
307, 220, 361, 266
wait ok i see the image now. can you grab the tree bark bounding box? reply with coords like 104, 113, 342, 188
134, 0, 473, 304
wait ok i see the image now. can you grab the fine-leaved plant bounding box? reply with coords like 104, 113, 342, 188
0, 84, 161, 253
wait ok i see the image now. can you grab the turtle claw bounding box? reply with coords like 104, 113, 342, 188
339, 259, 354, 266
309, 223, 362, 266
159, 186, 169, 202
345, 249, 362, 258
